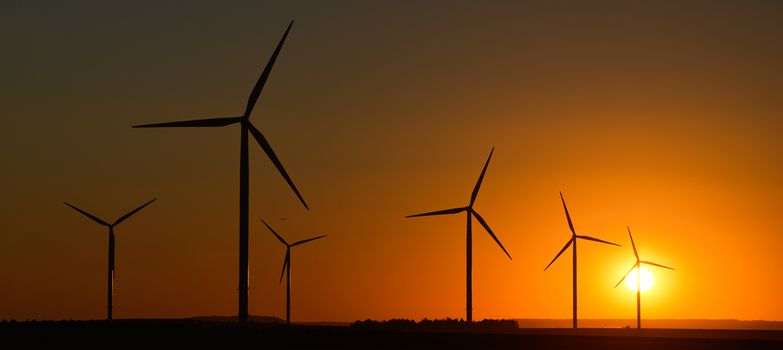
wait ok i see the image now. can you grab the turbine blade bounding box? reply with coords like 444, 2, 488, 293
641, 260, 675, 270
405, 207, 466, 218
261, 219, 288, 246
545, 238, 573, 270
64, 202, 109, 226
133, 116, 242, 128
577, 235, 621, 247
248, 123, 309, 210
628, 226, 638, 259
113, 198, 156, 226
292, 235, 327, 247
471, 210, 511, 260
615, 263, 638, 288
469, 147, 494, 206
279, 250, 290, 284
560, 192, 576, 236
244, 20, 293, 117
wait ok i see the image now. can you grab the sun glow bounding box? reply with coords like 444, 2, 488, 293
625, 266, 653, 292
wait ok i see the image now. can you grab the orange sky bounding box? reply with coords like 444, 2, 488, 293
1, 1, 782, 322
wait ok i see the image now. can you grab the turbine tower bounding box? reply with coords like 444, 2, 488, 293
544, 192, 620, 329
133, 21, 308, 323
615, 226, 675, 329
406, 147, 512, 325
262, 219, 326, 324
64, 198, 156, 321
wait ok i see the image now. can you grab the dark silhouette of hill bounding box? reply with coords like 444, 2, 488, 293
515, 318, 783, 331
352, 318, 519, 331
2, 319, 781, 349
188, 315, 285, 323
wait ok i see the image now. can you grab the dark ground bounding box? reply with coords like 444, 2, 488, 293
2, 319, 782, 349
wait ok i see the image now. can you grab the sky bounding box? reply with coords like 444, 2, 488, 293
1, 0, 782, 322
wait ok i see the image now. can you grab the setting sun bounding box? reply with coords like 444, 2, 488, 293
626, 266, 653, 292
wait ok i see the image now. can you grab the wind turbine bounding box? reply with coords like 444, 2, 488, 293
615, 226, 674, 329
406, 147, 512, 325
133, 21, 308, 323
262, 219, 326, 324
544, 192, 620, 329
64, 198, 156, 322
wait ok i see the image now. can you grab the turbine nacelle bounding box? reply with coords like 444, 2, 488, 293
262, 219, 327, 284
405, 147, 510, 324
65, 198, 156, 229
133, 20, 304, 322
544, 193, 620, 271
64, 198, 156, 322
132, 20, 307, 211
543, 192, 621, 329
614, 227, 675, 329
406, 147, 511, 260
262, 218, 326, 325
615, 227, 675, 288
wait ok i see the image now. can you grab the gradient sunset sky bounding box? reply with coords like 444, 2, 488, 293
2, 1, 782, 322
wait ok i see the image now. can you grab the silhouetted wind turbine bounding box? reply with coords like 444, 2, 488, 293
544, 192, 620, 329
133, 21, 308, 323
615, 226, 675, 329
406, 147, 512, 325
64, 199, 156, 322
262, 219, 326, 324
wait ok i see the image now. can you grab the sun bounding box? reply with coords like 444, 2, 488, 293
625, 266, 653, 292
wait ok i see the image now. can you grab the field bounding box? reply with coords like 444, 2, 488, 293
2, 320, 782, 349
